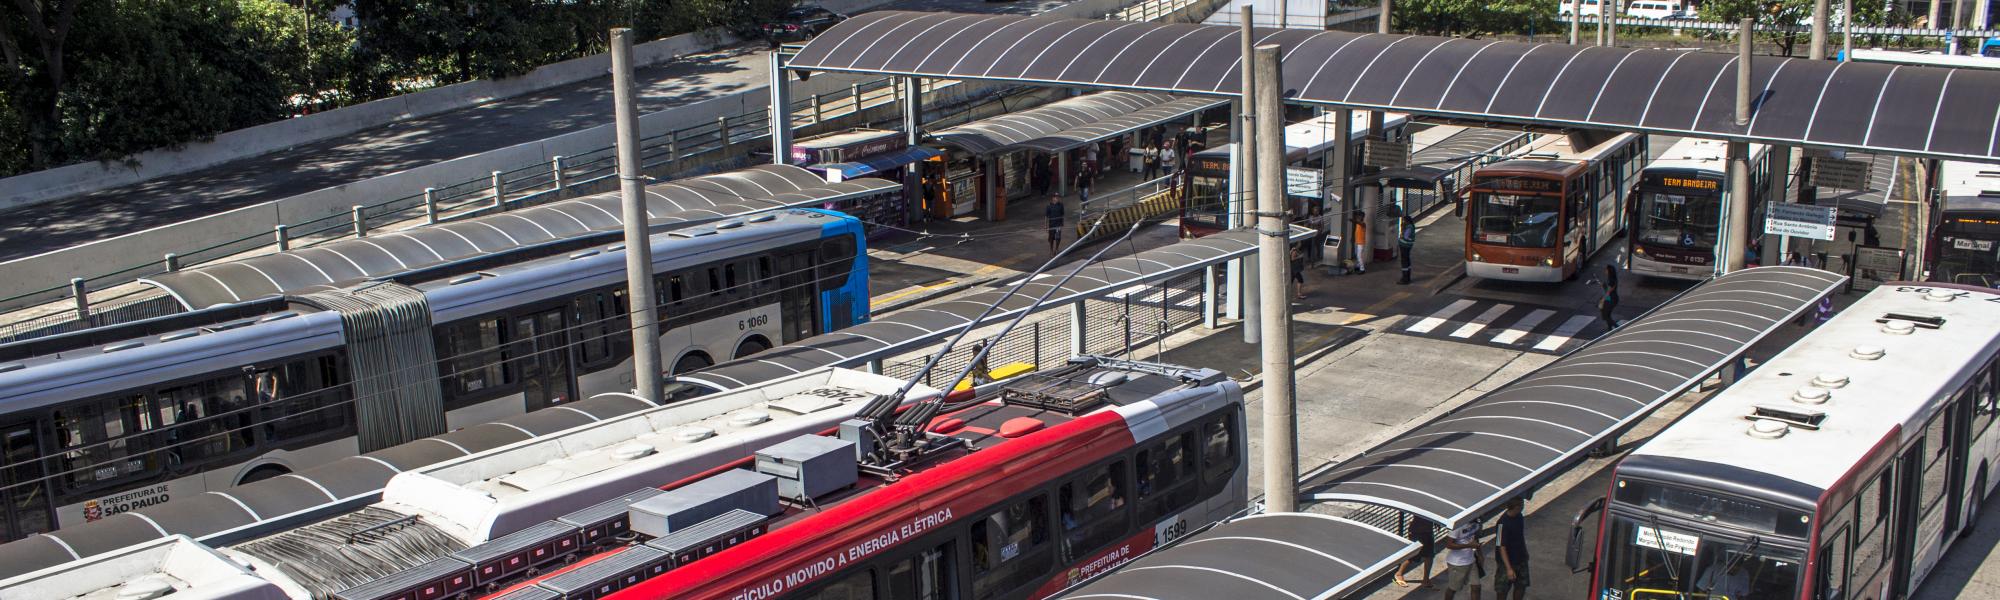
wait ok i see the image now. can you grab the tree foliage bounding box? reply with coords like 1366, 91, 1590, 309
0, 0, 789, 178
1394, 0, 1559, 37
1698, 0, 1906, 56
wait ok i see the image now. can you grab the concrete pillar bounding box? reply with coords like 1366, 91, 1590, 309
1570, 0, 1581, 44
490, 171, 506, 210
1238, 6, 1259, 346
352, 205, 368, 238
1763, 147, 1793, 268
1069, 303, 1088, 357
901, 76, 924, 148
275, 224, 291, 251
1334, 108, 1354, 271
163, 253, 179, 273
1812, 0, 1829, 60
1931, 0, 1942, 30
70, 278, 89, 321
424, 187, 439, 224
984, 157, 1001, 221
552, 155, 568, 192
1056, 152, 1070, 196
770, 52, 794, 166
1203, 264, 1219, 329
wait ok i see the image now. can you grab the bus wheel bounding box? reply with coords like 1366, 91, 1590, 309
238, 464, 291, 485
736, 337, 771, 359
674, 352, 713, 374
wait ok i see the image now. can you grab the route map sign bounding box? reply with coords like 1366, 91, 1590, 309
1765, 202, 1837, 241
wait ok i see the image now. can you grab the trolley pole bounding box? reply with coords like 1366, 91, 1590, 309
612, 28, 665, 402
1239, 5, 1261, 346
1253, 44, 1298, 514
1725, 19, 1754, 274
1812, 0, 1828, 60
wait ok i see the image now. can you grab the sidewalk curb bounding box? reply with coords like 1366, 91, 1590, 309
1426, 263, 1466, 296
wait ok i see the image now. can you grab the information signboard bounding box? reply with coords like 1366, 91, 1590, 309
1365, 139, 1409, 169
1765, 202, 1837, 241
1849, 246, 1907, 292
1811, 158, 1872, 191
1286, 167, 1323, 199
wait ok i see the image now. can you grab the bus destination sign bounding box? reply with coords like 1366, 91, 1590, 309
1478, 177, 1561, 193
1645, 173, 1720, 191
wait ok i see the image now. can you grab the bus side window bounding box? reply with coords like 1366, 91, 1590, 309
884, 541, 954, 600
795, 568, 873, 600
1851, 470, 1890, 591
264, 353, 355, 445
50, 392, 161, 496
970, 493, 1050, 600
1136, 431, 1200, 523
1972, 361, 1999, 439
1058, 460, 1129, 560
1201, 415, 1238, 490
1816, 526, 1849, 600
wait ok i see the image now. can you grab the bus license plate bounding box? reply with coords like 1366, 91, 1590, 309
1502, 267, 1519, 274
1670, 266, 1688, 273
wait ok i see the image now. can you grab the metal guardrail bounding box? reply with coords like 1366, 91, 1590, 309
1555, 14, 2000, 38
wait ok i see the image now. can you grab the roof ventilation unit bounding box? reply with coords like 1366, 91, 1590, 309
1749, 404, 1827, 430
756, 434, 859, 502
1881, 320, 1916, 335
1747, 419, 1791, 439
1924, 289, 1959, 302
1791, 386, 1831, 405
628, 469, 778, 537
1811, 372, 1850, 388
1850, 345, 1886, 360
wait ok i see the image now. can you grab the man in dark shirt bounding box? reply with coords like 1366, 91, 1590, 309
1494, 497, 1530, 600
1046, 196, 1066, 254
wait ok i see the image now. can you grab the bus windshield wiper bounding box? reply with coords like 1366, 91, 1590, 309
1698, 536, 1761, 599
1644, 514, 1683, 596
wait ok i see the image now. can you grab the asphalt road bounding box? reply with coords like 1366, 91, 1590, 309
0, 0, 1073, 262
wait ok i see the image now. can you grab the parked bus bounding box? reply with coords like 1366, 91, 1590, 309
1928, 161, 2000, 288
1463, 133, 1649, 282
1565, 282, 2000, 600
0, 207, 871, 540
312, 356, 1244, 600
1181, 112, 1409, 238
1627, 138, 1771, 281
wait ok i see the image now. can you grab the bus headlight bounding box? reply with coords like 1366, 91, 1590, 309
1633, 246, 1648, 257
1470, 252, 1481, 261
1544, 257, 1557, 266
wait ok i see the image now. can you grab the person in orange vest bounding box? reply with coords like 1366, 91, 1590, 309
1350, 209, 1368, 275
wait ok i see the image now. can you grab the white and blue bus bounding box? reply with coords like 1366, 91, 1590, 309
0, 208, 870, 540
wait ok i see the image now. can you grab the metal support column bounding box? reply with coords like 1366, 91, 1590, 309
423, 187, 439, 224
352, 205, 368, 238
1764, 146, 1793, 268
275, 224, 291, 251
1203, 264, 1219, 329
1569, 0, 1581, 44
770, 52, 794, 166
70, 278, 89, 321
1812, 0, 1829, 60
1238, 5, 1260, 345
1069, 303, 1088, 357
1334, 108, 1353, 273
901, 76, 924, 147
552, 155, 568, 191
1725, 19, 1755, 275
490, 171, 506, 210
984, 157, 1001, 221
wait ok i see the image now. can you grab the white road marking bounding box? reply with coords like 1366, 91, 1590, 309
1491, 309, 1556, 345
1450, 303, 1515, 338
1533, 315, 1598, 351
1405, 299, 1477, 334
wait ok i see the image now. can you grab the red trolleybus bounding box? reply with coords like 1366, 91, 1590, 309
1565, 283, 2000, 600
1626, 138, 1771, 280
425, 357, 1244, 600
1463, 133, 1647, 282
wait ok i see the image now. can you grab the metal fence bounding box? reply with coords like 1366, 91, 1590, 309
881, 271, 1209, 387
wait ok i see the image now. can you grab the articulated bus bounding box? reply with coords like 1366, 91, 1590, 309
1627, 138, 1771, 281
1566, 283, 2000, 600
0, 208, 870, 540
1181, 112, 1409, 238
1463, 133, 1648, 282
1928, 161, 2000, 288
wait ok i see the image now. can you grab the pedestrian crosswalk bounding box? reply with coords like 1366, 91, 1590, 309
1388, 298, 1600, 354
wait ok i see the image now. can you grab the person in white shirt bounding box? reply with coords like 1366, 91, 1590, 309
1441, 520, 1483, 600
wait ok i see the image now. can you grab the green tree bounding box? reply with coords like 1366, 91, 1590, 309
1394, 0, 1558, 37
1699, 0, 1901, 56
0, 0, 89, 170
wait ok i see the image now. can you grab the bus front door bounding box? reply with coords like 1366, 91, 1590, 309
0, 423, 53, 541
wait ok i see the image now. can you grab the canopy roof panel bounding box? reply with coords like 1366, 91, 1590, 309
1298, 266, 1846, 527
1376, 126, 1532, 185
790, 12, 2000, 162
1059, 513, 1414, 600
142, 166, 896, 310
680, 226, 1302, 391
930, 91, 1224, 155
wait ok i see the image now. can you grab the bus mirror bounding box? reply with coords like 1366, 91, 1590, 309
1566, 497, 1605, 574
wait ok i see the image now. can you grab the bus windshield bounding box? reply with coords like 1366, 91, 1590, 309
1600, 514, 1803, 600
1472, 192, 1560, 248
1636, 190, 1721, 249
1935, 217, 2000, 287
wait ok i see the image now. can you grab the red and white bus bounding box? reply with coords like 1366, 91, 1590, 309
451, 356, 1244, 600
1463, 133, 1648, 282
1565, 283, 2000, 600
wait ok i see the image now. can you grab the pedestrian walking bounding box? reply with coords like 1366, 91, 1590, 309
1441, 520, 1483, 600
1394, 514, 1437, 588
1350, 210, 1368, 274
1159, 142, 1177, 176
1045, 195, 1065, 255
1493, 498, 1530, 600
1291, 245, 1307, 299
1397, 215, 1417, 284
1144, 145, 1161, 179
1075, 169, 1093, 206
1596, 264, 1620, 330
1084, 144, 1100, 182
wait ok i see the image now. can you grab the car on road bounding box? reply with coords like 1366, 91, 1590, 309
762, 4, 846, 46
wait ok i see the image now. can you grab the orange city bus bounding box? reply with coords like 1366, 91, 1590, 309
1462, 133, 1648, 282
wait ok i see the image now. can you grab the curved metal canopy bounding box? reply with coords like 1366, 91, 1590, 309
789, 11, 2000, 162
142, 166, 896, 310
1298, 266, 1847, 527
1059, 513, 1415, 600
930, 91, 1225, 155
